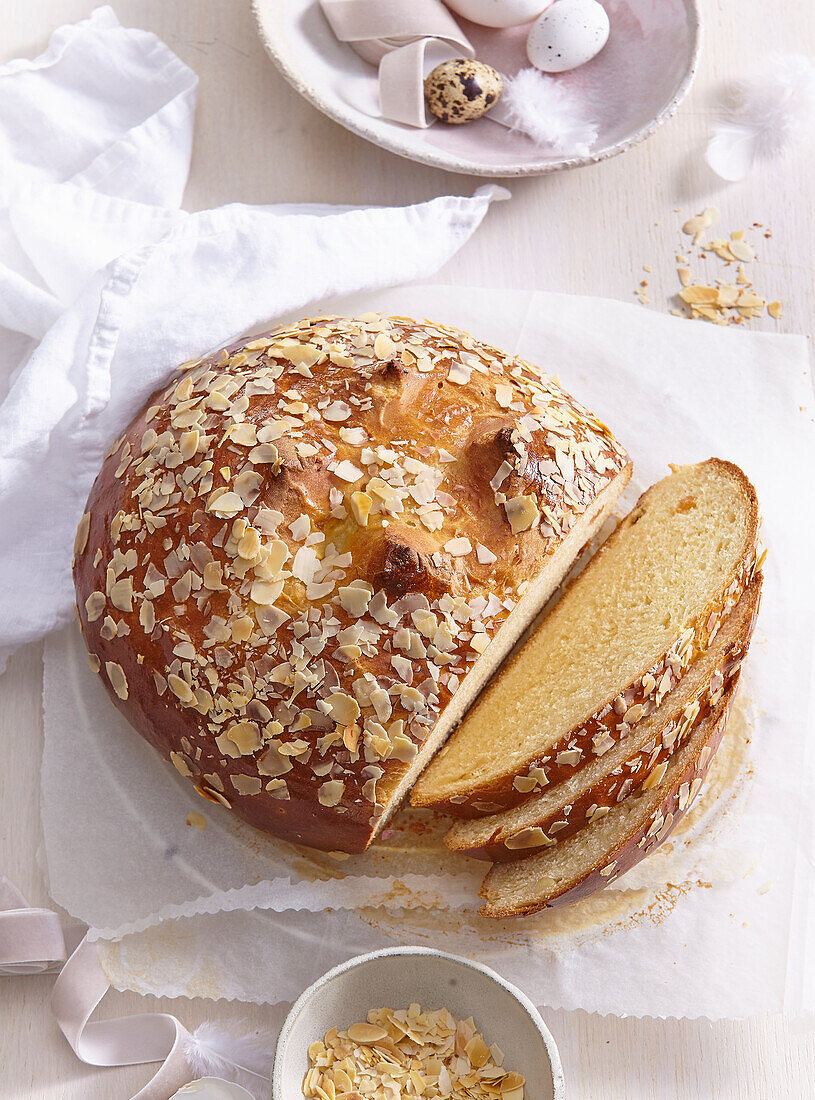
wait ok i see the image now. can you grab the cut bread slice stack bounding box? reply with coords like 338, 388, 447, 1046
412, 459, 759, 817
479, 687, 737, 918
445, 575, 762, 862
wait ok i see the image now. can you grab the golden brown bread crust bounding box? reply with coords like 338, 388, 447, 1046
72, 314, 630, 852
411, 458, 760, 817
479, 687, 737, 917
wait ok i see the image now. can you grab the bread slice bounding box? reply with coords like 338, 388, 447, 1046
479, 688, 736, 917
446, 574, 761, 861
411, 460, 759, 816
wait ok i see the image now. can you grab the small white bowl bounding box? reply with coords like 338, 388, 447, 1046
272, 946, 564, 1099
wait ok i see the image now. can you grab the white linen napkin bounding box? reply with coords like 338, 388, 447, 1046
0, 6, 508, 671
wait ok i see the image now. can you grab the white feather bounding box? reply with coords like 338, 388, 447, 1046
706, 54, 815, 181
183, 1021, 276, 1099
496, 67, 598, 156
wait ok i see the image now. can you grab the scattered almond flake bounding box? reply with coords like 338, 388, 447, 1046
444, 536, 472, 557
737, 291, 766, 309
323, 400, 351, 422
679, 285, 719, 305
338, 584, 373, 617
494, 384, 514, 408
333, 459, 364, 483
84, 591, 106, 622
170, 751, 192, 777
668, 214, 778, 326
73, 512, 90, 557
489, 461, 513, 492
186, 812, 206, 830
682, 205, 719, 244
317, 779, 345, 807
167, 673, 195, 704
248, 442, 279, 465
339, 426, 367, 445
206, 490, 243, 518
504, 826, 553, 850
447, 362, 471, 385
349, 490, 372, 526
716, 285, 740, 308
768, 300, 783, 319
729, 238, 755, 263
374, 332, 397, 359
758, 880, 774, 896
105, 661, 128, 700
504, 494, 539, 534
324, 691, 360, 725
226, 720, 262, 755
303, 1006, 525, 1100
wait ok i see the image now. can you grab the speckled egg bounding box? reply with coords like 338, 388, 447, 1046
443, 0, 553, 29
425, 59, 503, 125
527, 0, 610, 73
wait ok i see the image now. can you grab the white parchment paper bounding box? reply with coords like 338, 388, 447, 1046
42, 286, 815, 1018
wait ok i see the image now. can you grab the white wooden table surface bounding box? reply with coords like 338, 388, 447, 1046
1, 1, 813, 1097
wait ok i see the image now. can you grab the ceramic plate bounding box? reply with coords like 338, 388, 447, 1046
253, 0, 701, 177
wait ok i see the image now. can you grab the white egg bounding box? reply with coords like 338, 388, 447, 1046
444, 0, 553, 30
527, 0, 610, 73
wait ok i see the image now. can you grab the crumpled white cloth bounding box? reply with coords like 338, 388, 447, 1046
0, 5, 508, 673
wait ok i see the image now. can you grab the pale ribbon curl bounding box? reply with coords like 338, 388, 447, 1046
0, 877, 208, 1099
321, 0, 475, 127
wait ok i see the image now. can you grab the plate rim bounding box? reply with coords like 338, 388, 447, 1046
252, 0, 702, 178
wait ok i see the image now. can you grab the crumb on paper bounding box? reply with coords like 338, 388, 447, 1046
186, 811, 206, 830
303, 1006, 525, 1099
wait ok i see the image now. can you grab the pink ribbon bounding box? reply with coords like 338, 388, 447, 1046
1, 877, 193, 1099
321, 0, 474, 126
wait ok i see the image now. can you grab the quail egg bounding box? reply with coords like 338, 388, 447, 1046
527, 0, 610, 73
425, 59, 503, 124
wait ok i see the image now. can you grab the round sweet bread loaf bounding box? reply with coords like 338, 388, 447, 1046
72, 314, 631, 852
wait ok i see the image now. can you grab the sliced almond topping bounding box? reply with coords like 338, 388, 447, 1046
350, 490, 372, 526
338, 585, 373, 617
85, 592, 106, 622
374, 333, 396, 360
226, 721, 262, 755
206, 491, 243, 518
74, 512, 90, 557
105, 661, 128, 700
167, 674, 195, 704
504, 494, 539, 534
318, 779, 345, 807
170, 751, 192, 777
324, 692, 361, 725
443, 536, 472, 557
504, 826, 554, 850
